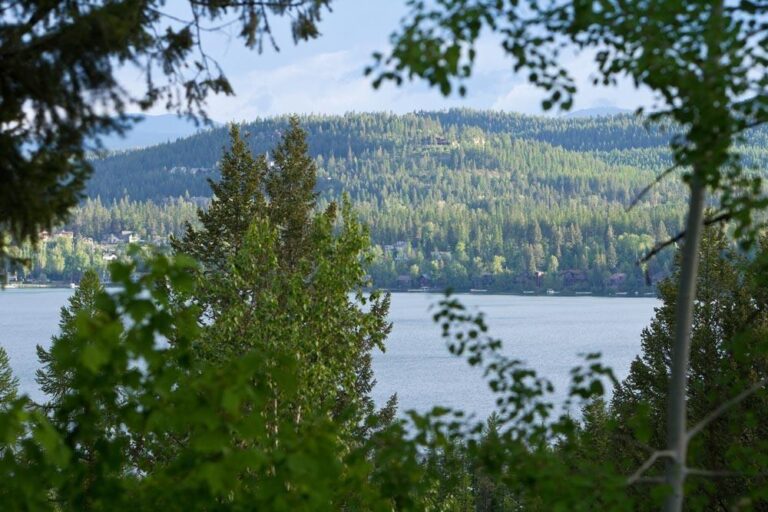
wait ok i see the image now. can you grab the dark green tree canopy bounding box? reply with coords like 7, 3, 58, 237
0, 346, 18, 407
36, 268, 104, 406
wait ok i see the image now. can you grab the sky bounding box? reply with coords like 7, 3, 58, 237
128, 0, 655, 123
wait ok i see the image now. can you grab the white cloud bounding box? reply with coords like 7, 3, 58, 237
201, 48, 474, 121
489, 49, 658, 115
119, 35, 658, 122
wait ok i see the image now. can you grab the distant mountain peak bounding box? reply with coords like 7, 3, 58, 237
563, 106, 633, 118
93, 114, 217, 152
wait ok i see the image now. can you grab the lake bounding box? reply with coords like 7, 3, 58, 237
0, 289, 658, 419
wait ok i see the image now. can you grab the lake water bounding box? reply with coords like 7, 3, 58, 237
0, 289, 658, 418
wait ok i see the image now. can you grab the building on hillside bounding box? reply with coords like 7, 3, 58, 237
430, 250, 452, 262
560, 269, 588, 287
120, 230, 140, 243
608, 272, 627, 288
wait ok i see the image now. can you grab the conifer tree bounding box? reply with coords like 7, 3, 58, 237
174, 119, 395, 429
171, 124, 268, 275
0, 346, 18, 407
265, 116, 319, 270
606, 226, 768, 509
36, 269, 104, 407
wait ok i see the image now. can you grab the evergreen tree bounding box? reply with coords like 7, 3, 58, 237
172, 124, 268, 276
0, 346, 18, 407
174, 120, 394, 429
36, 270, 104, 407
266, 116, 319, 270
606, 226, 768, 509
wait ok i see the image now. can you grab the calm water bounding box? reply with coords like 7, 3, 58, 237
0, 289, 658, 418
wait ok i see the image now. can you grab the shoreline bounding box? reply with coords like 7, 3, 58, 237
3, 284, 658, 298
367, 288, 659, 298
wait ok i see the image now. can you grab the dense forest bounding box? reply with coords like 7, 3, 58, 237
12, 110, 759, 290
68, 110, 761, 291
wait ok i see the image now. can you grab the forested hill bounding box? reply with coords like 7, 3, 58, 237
89, 110, 676, 200
78, 110, 768, 293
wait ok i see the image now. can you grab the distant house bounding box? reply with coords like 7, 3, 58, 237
396, 275, 411, 289
479, 272, 494, 287
102, 253, 118, 262
560, 269, 588, 287
430, 250, 452, 262
608, 272, 627, 287
120, 230, 140, 243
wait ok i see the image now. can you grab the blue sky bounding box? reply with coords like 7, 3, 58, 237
131, 0, 654, 122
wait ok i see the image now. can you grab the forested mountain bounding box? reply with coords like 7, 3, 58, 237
73, 110, 768, 292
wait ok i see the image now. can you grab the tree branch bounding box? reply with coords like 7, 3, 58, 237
637, 211, 731, 264
627, 163, 680, 212
627, 450, 675, 485
686, 377, 768, 442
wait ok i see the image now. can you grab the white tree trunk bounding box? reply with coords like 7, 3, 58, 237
663, 172, 706, 512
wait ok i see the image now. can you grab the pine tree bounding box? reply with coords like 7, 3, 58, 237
174, 119, 395, 429
0, 346, 18, 407
607, 226, 768, 509
36, 269, 104, 407
171, 124, 268, 274
265, 115, 319, 270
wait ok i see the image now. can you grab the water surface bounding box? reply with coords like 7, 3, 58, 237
0, 289, 658, 417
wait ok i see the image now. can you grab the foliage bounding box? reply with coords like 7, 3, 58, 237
369, 1, 768, 236
67, 111, 717, 292
369, 3, 768, 509
0, 252, 627, 511
6, 228, 768, 510
172, 119, 394, 435
0, 254, 384, 511
0, 345, 18, 407
36, 269, 104, 406
599, 226, 768, 509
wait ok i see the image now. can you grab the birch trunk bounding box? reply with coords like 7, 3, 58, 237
663, 171, 706, 512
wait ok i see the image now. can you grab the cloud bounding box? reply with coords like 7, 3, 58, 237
489, 49, 658, 115
200, 48, 475, 121
121, 34, 657, 122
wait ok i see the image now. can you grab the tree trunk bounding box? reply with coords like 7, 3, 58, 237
663, 171, 706, 512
